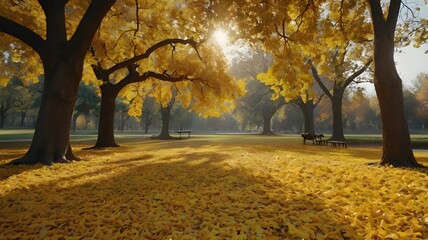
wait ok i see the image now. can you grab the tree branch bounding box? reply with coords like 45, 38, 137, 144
134, 0, 140, 37
308, 59, 333, 99
274, 18, 292, 48
0, 16, 45, 55
314, 92, 326, 107
343, 58, 373, 87
386, 0, 401, 38
39, 0, 67, 45
69, 0, 116, 59
367, 0, 386, 35
106, 38, 202, 76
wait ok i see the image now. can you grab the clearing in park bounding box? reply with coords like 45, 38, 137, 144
0, 134, 427, 239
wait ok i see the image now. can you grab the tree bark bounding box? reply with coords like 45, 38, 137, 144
3, 0, 116, 165
296, 100, 316, 137
91, 84, 120, 148
374, 56, 418, 167
330, 92, 346, 141
158, 104, 173, 139
368, 0, 420, 167
12, 69, 80, 165
261, 104, 275, 135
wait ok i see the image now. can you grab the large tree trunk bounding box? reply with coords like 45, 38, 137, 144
297, 100, 316, 137
368, 0, 420, 167
330, 92, 346, 141
91, 84, 120, 148
261, 104, 275, 135
12, 65, 81, 165
158, 105, 173, 139
373, 37, 418, 167
3, 0, 116, 165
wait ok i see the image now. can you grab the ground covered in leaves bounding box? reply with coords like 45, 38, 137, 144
0, 135, 427, 239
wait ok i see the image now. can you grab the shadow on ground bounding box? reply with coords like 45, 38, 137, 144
0, 147, 355, 239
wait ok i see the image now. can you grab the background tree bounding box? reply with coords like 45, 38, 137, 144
402, 88, 419, 130
12, 79, 41, 128
140, 97, 160, 134
213, 0, 426, 166
414, 72, 428, 128
88, 39, 204, 148
158, 89, 176, 139
72, 83, 100, 132
115, 99, 130, 132
0, 83, 17, 128
230, 49, 286, 135
171, 105, 195, 132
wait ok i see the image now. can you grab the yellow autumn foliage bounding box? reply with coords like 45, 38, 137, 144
0, 135, 427, 239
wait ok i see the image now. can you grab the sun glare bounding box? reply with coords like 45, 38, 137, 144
213, 29, 229, 47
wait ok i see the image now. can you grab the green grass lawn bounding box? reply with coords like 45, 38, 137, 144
1, 129, 427, 148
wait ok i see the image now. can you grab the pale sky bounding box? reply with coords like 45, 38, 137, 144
396, 44, 428, 88
395, 2, 428, 89
362, 2, 428, 94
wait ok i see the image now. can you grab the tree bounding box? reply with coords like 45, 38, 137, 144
158, 90, 176, 139
254, 0, 373, 141
1, 0, 116, 164
308, 56, 373, 140
88, 36, 244, 147
140, 97, 160, 134
294, 92, 324, 137
81, 0, 245, 148
367, 0, 420, 167
230, 49, 285, 135
402, 88, 419, 130
221, 0, 423, 166
116, 99, 130, 132
171, 104, 195, 132
72, 83, 100, 132
0, 83, 16, 128
414, 72, 428, 128
343, 87, 377, 131
88, 39, 204, 148
12, 79, 40, 128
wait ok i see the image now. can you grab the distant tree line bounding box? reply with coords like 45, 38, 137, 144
1, 72, 428, 135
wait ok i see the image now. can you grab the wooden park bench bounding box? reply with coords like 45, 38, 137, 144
301, 133, 315, 145
174, 130, 192, 139
330, 140, 348, 148
302, 133, 327, 146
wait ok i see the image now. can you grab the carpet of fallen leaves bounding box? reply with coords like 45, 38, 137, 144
0, 135, 427, 240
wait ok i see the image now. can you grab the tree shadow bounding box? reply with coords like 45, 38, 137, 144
0, 163, 44, 180
0, 149, 355, 239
